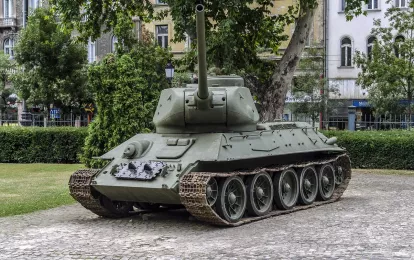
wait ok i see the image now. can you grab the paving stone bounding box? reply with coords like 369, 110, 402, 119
0, 173, 413, 259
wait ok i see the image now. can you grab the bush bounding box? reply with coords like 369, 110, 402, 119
322, 130, 414, 170
0, 127, 87, 163
81, 41, 171, 168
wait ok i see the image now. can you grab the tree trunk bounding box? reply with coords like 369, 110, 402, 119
261, 8, 315, 121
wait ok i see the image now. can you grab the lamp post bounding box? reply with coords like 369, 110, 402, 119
165, 61, 175, 87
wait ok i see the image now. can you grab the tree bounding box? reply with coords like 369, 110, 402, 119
52, 0, 365, 121
82, 40, 171, 168
12, 7, 92, 114
0, 52, 15, 125
287, 47, 330, 126
354, 0, 414, 125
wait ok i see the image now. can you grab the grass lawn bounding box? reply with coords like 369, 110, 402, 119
0, 164, 83, 217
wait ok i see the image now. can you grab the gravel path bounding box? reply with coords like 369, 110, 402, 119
0, 172, 413, 259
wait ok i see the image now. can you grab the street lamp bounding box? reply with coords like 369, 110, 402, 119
165, 61, 175, 87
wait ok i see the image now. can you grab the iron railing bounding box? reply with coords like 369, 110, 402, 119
0, 112, 90, 127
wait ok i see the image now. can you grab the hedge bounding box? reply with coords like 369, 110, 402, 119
322, 130, 414, 170
0, 127, 88, 163
1, 127, 414, 169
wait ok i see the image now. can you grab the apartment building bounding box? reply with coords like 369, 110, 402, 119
326, 0, 408, 127
0, 0, 44, 58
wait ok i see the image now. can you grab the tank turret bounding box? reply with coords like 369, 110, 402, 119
153, 4, 260, 134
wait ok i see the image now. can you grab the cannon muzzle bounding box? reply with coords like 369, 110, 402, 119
196, 4, 208, 100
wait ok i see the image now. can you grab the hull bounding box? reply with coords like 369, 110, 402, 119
69, 122, 352, 226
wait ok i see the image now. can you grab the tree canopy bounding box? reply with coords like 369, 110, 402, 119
12, 7, 92, 111
354, 0, 414, 120
0, 52, 15, 124
51, 0, 366, 120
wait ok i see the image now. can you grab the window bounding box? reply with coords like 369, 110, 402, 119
367, 0, 379, 9
88, 39, 96, 63
341, 0, 347, 11
395, 0, 408, 8
341, 37, 352, 67
156, 25, 168, 49
184, 33, 191, 50
394, 35, 405, 58
29, 0, 41, 9
367, 36, 376, 57
111, 35, 118, 52
3, 0, 13, 18
4, 38, 14, 58
156, 0, 166, 4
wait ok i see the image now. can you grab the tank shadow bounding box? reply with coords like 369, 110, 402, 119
74, 209, 221, 230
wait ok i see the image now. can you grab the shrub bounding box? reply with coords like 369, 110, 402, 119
322, 130, 414, 170
81, 41, 171, 168
0, 127, 87, 163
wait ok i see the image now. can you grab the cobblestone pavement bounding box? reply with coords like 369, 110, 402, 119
0, 172, 413, 260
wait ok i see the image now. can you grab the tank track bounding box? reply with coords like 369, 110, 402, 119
180, 153, 351, 227
68, 169, 124, 218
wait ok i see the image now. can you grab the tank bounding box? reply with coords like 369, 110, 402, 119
69, 4, 351, 226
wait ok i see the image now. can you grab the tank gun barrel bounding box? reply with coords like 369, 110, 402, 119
196, 4, 208, 100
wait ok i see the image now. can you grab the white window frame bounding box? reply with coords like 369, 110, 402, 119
367, 0, 379, 10
395, 0, 409, 8
4, 38, 14, 58
367, 36, 376, 56
111, 35, 118, 52
341, 37, 352, 67
184, 33, 191, 50
88, 39, 96, 63
156, 25, 169, 49
3, 0, 13, 18
394, 35, 405, 58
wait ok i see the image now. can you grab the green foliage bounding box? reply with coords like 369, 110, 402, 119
81, 41, 171, 168
12, 7, 91, 109
354, 1, 414, 117
0, 52, 16, 117
50, 0, 155, 46
0, 51, 15, 89
0, 127, 87, 163
323, 130, 414, 170
51, 0, 364, 120
287, 47, 340, 125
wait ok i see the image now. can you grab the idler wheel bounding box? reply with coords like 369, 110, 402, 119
298, 166, 318, 205
206, 178, 218, 206
273, 168, 299, 210
318, 163, 336, 201
246, 172, 273, 216
216, 176, 247, 223
100, 195, 133, 217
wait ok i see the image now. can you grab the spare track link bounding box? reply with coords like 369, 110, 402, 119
69, 169, 122, 218
180, 153, 352, 227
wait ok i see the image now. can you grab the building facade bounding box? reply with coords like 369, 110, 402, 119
0, 0, 45, 60
326, 0, 407, 128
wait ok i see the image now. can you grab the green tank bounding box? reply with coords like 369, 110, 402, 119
69, 4, 351, 226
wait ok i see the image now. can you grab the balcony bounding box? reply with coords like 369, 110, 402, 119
0, 18, 17, 28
